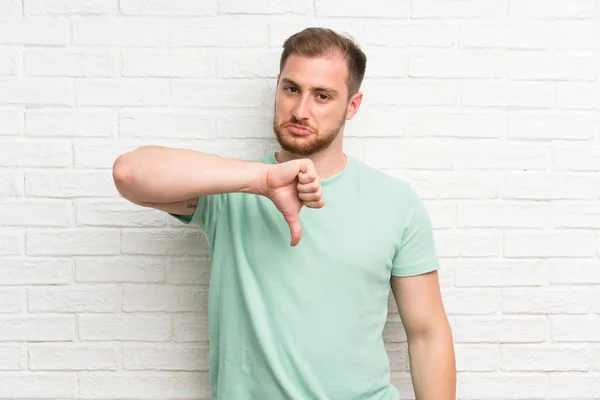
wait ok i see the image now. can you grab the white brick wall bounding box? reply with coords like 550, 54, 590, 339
0, 1, 599, 399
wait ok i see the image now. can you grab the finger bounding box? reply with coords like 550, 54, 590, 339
297, 181, 321, 193
284, 214, 302, 246
297, 170, 316, 185
298, 191, 321, 202
303, 199, 325, 208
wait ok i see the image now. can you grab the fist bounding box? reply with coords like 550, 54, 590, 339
264, 159, 324, 246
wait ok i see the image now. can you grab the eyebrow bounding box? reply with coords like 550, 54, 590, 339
280, 78, 340, 96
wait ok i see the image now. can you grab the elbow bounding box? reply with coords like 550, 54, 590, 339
112, 152, 137, 200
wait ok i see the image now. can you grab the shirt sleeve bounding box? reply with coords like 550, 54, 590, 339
169, 193, 227, 233
391, 185, 440, 277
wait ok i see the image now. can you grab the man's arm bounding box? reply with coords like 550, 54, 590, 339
391, 271, 456, 400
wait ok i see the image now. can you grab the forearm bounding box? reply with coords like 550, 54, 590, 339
112, 145, 269, 204
408, 331, 456, 400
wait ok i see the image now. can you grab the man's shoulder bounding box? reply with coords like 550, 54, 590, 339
351, 156, 413, 196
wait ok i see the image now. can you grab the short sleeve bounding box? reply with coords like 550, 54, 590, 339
391, 185, 440, 277
169, 193, 227, 233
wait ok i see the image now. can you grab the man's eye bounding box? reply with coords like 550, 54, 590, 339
318, 94, 330, 101
285, 86, 298, 93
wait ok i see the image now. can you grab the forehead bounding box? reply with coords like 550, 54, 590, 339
280, 53, 348, 92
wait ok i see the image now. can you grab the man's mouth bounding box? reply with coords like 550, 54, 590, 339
285, 124, 313, 136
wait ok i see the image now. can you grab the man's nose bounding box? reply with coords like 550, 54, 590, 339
292, 95, 310, 121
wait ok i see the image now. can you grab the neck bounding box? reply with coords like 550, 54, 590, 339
274, 141, 347, 180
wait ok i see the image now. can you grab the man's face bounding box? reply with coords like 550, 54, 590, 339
273, 53, 355, 157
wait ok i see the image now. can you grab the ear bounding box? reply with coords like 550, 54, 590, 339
345, 92, 363, 121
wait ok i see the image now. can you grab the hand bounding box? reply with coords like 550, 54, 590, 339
263, 159, 324, 246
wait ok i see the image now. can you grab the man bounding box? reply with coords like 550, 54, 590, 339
113, 27, 456, 400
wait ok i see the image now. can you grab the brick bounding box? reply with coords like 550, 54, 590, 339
510, 0, 600, 18
0, 258, 72, 285
78, 314, 171, 341
409, 51, 503, 78
217, 49, 279, 78
26, 110, 116, 137
441, 288, 500, 315
455, 344, 500, 371
0, 345, 24, 370
594, 289, 600, 313
173, 314, 209, 342
0, 19, 68, 45
270, 20, 456, 48
123, 50, 214, 78
461, 81, 553, 108
456, 259, 546, 287
79, 371, 210, 399
0, 0, 20, 17
29, 344, 119, 370
502, 288, 590, 314
363, 80, 458, 106
459, 373, 547, 399
121, 229, 208, 256
549, 374, 600, 398
76, 256, 165, 283
28, 286, 119, 313
24, 0, 118, 15
551, 315, 600, 342
123, 285, 208, 312
346, 106, 406, 138
221, 0, 310, 14
386, 170, 503, 200
554, 144, 600, 171
362, 50, 408, 78
364, 138, 454, 169
123, 344, 209, 370
502, 345, 588, 372
73, 139, 143, 168
504, 172, 596, 200
0, 316, 74, 341
120, 0, 217, 16
407, 111, 504, 138
554, 22, 600, 50
507, 51, 598, 81
0, 287, 25, 312
0, 373, 77, 398
24, 50, 118, 77
75, 199, 170, 227
0, 171, 22, 197
315, 0, 409, 18
26, 170, 118, 198
170, 17, 268, 47
0, 199, 71, 226
383, 316, 408, 342
76, 79, 168, 107
505, 231, 597, 258
458, 202, 548, 229
0, 46, 17, 75
412, 0, 506, 18
172, 79, 273, 108
436, 231, 502, 257
0, 109, 22, 135
167, 258, 211, 284
0, 229, 22, 255
456, 142, 550, 170
459, 22, 550, 49
0, 139, 71, 167
550, 259, 600, 284
385, 343, 409, 371
424, 203, 456, 230
556, 82, 600, 110
553, 201, 600, 228
507, 112, 598, 140
119, 112, 215, 139
73, 18, 166, 47
215, 109, 277, 139
593, 347, 600, 371
27, 229, 121, 256
0, 78, 73, 106
455, 317, 547, 343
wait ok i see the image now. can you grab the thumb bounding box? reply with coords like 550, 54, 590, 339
284, 214, 302, 247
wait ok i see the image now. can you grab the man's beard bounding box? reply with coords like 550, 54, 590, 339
272, 111, 346, 157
